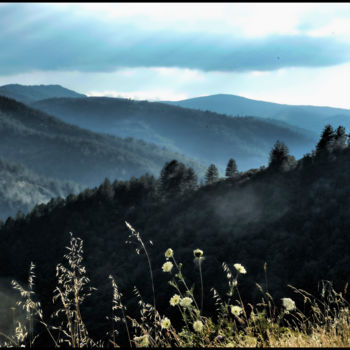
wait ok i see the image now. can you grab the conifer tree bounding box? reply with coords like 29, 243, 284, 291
268, 140, 290, 169
205, 164, 219, 185
225, 158, 238, 178
334, 125, 347, 150
316, 124, 335, 155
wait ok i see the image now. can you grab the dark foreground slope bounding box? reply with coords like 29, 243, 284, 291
0, 96, 204, 187
0, 126, 349, 343
164, 93, 350, 132
32, 96, 316, 171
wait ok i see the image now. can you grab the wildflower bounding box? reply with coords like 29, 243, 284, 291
165, 248, 174, 259
281, 297, 296, 311
180, 297, 193, 308
193, 320, 204, 332
193, 249, 203, 258
134, 334, 149, 347
170, 294, 181, 306
230, 305, 243, 316
161, 317, 171, 329
234, 263, 247, 274
162, 261, 173, 273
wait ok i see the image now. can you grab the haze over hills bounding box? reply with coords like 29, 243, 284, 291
32, 96, 317, 171
0, 84, 86, 104
163, 94, 350, 133
0, 157, 81, 220
0, 96, 204, 188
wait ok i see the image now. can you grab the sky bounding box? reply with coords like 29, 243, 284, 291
2, 3, 350, 107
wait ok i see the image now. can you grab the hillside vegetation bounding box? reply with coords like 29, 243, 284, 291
0, 124, 349, 346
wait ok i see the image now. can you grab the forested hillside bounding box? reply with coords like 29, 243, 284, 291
0, 96, 204, 187
32, 96, 316, 171
0, 124, 349, 344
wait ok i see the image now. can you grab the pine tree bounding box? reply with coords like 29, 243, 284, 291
316, 124, 335, 155
225, 158, 238, 178
334, 125, 347, 150
268, 140, 290, 169
205, 164, 219, 185
159, 160, 197, 197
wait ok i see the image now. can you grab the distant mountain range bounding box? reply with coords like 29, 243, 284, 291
32, 96, 316, 171
0, 96, 204, 188
162, 94, 350, 133
0, 84, 85, 104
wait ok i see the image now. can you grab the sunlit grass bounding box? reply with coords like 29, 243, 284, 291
1, 222, 350, 347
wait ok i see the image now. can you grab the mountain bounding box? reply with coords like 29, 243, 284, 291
0, 96, 204, 187
0, 129, 349, 344
162, 94, 350, 132
0, 157, 81, 220
32, 96, 317, 171
0, 84, 85, 104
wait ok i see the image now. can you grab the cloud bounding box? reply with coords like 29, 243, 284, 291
1, 3, 350, 75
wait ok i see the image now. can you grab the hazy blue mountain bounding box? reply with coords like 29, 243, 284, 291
32, 96, 317, 171
0, 157, 82, 220
0, 84, 86, 104
162, 94, 350, 132
0, 96, 204, 187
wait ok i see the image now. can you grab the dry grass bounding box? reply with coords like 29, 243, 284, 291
1, 223, 350, 347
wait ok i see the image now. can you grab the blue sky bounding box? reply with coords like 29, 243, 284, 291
2, 3, 350, 107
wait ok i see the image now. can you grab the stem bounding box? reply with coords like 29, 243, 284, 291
199, 262, 204, 314
141, 240, 156, 316
121, 307, 132, 348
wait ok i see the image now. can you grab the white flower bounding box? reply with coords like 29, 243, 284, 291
281, 297, 296, 311
161, 317, 171, 329
193, 320, 204, 332
230, 305, 243, 316
165, 248, 174, 259
193, 249, 204, 258
234, 263, 247, 274
170, 294, 181, 306
180, 297, 193, 308
162, 261, 173, 273
133, 335, 149, 347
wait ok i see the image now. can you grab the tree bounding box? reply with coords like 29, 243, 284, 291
316, 124, 335, 155
268, 140, 293, 170
334, 125, 347, 150
205, 164, 219, 185
159, 160, 196, 198
225, 158, 238, 178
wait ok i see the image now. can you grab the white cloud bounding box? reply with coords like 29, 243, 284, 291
86, 90, 189, 102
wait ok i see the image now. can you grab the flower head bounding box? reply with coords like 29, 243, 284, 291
180, 297, 193, 308
161, 317, 171, 329
133, 335, 149, 347
162, 261, 173, 273
193, 320, 204, 332
281, 297, 296, 311
170, 294, 181, 306
230, 305, 243, 316
165, 248, 174, 259
234, 263, 247, 274
193, 249, 204, 258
